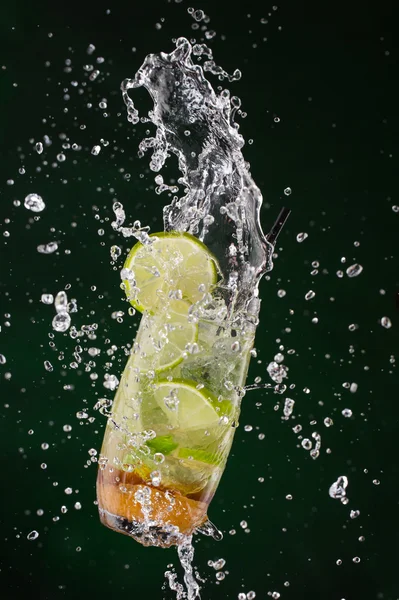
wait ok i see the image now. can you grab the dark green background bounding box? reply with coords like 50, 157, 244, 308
0, 1, 398, 599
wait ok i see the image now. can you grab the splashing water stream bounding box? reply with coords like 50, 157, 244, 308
119, 37, 289, 320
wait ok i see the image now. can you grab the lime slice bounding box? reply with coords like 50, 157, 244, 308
146, 435, 179, 455
151, 379, 222, 430
132, 299, 197, 374
177, 447, 222, 465
122, 231, 219, 313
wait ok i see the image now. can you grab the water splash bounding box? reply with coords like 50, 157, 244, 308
121, 37, 287, 324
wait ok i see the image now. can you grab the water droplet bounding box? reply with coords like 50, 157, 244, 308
301, 438, 312, 450
305, 290, 315, 300
37, 241, 58, 254
342, 408, 352, 418
44, 360, 53, 372
346, 263, 363, 278
350, 509, 360, 519
52, 312, 71, 333
193, 9, 204, 21
24, 193, 45, 213
284, 187, 292, 196
91, 145, 101, 156
296, 232, 308, 243
267, 361, 288, 383
41, 293, 54, 304
212, 558, 226, 570
381, 316, 392, 329
103, 374, 119, 390
329, 475, 348, 499
27, 530, 39, 541
283, 398, 295, 418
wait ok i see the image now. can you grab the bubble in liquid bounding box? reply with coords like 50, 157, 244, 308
380, 316, 392, 329
346, 263, 363, 278
150, 470, 161, 486
24, 193, 45, 213
27, 530, 39, 541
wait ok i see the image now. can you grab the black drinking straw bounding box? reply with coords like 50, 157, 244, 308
266, 206, 291, 246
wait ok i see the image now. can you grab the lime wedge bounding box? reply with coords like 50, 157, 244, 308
151, 379, 222, 430
122, 231, 219, 313
132, 299, 197, 374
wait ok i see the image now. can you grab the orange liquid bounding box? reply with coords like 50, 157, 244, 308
97, 466, 209, 548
